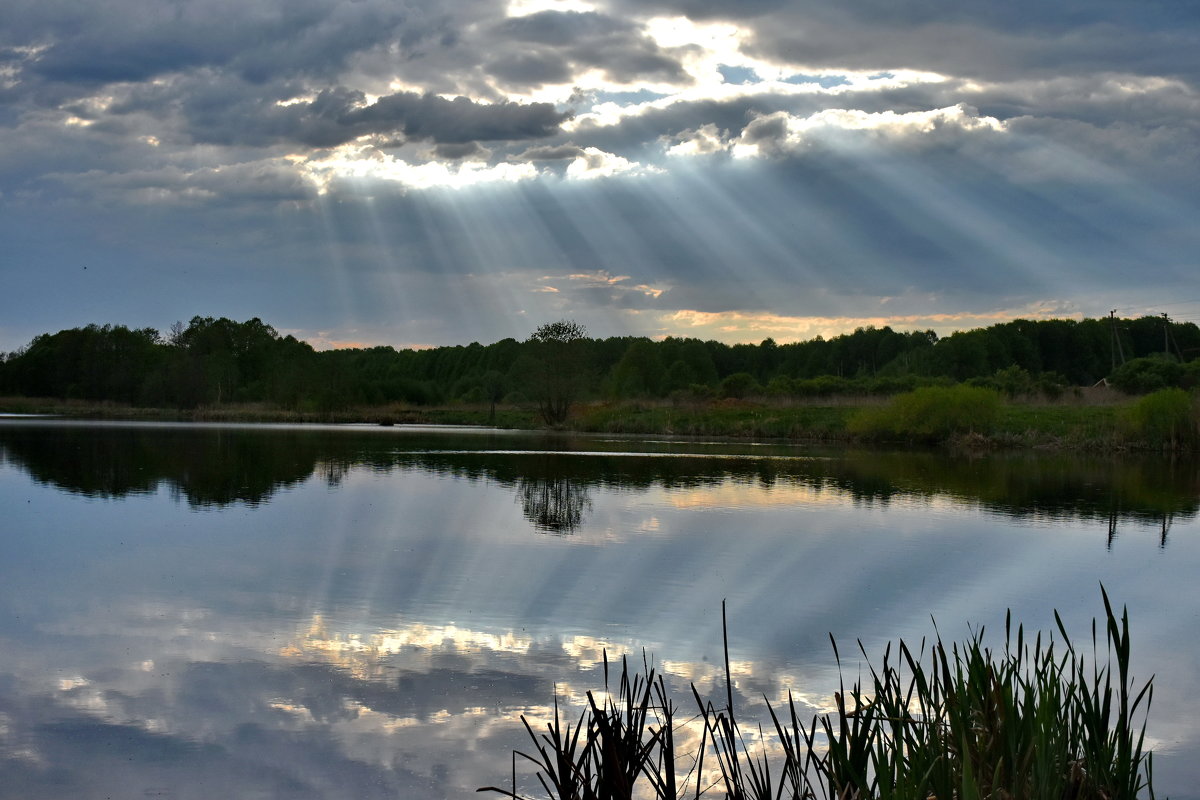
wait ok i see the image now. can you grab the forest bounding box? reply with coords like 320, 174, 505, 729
1, 314, 1198, 418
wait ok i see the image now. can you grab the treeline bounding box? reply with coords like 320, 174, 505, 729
1, 314, 1198, 412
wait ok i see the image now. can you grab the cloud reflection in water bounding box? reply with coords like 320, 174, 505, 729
1, 422, 1199, 798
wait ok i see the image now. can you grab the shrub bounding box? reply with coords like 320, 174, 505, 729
794, 375, 853, 397
718, 372, 760, 399
849, 384, 1002, 441
967, 366, 1067, 399
1110, 356, 1184, 394
1123, 387, 1197, 448
502, 390, 529, 406
764, 375, 795, 396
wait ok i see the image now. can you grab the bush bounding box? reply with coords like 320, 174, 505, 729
718, 372, 760, 399
501, 390, 529, 406
849, 385, 1002, 442
967, 366, 1067, 399
1123, 387, 1196, 448
793, 375, 853, 397
765, 375, 795, 396
1110, 356, 1184, 394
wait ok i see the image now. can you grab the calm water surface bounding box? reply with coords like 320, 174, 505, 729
0, 420, 1197, 799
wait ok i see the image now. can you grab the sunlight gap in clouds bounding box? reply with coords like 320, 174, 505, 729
662, 302, 1087, 344
298, 144, 541, 193
565, 66, 949, 132
14, 0, 1185, 352
730, 105, 1004, 159
276, 10, 968, 195
506, 0, 598, 17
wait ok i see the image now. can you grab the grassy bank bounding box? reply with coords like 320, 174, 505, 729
2, 387, 1196, 451
570, 400, 858, 440
484, 593, 1156, 800
0, 395, 541, 428
573, 389, 1194, 451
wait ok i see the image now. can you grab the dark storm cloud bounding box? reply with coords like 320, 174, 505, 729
5, 0, 412, 86
347, 90, 570, 143
607, 0, 789, 20
513, 143, 587, 161
116, 76, 570, 148
495, 9, 633, 46
487, 10, 691, 88
486, 50, 575, 86
737, 111, 789, 150
428, 141, 493, 161
693, 0, 1198, 83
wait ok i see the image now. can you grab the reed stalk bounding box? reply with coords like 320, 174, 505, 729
481, 590, 1156, 800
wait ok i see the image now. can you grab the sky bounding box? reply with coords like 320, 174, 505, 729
1, 0, 1197, 351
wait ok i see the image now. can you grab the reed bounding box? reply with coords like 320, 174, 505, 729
481, 591, 1156, 799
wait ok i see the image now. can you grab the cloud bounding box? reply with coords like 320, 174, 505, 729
509, 142, 655, 178
659, 300, 1090, 344
89, 160, 316, 205
6, 0, 415, 87
298, 145, 540, 191
345, 91, 571, 144
730, 104, 1005, 159
665, 122, 729, 155
488, 9, 692, 88
564, 146, 652, 178
513, 142, 588, 160
0, 0, 1197, 351
426, 141, 494, 161
154, 82, 572, 148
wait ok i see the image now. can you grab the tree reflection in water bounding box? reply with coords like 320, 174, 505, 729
517, 475, 592, 533
1, 422, 1197, 536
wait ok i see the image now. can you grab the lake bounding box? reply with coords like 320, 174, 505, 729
0, 419, 1197, 799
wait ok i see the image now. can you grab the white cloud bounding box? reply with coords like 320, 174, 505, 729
665, 123, 728, 156
564, 146, 657, 179
731, 104, 1005, 158
298, 144, 540, 192
506, 0, 598, 17
564, 68, 950, 131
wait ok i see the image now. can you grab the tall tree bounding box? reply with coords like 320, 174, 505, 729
526, 320, 589, 425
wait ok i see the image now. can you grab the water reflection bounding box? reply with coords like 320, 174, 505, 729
1, 420, 1197, 532
2, 421, 1200, 797
0, 600, 823, 799
513, 454, 594, 533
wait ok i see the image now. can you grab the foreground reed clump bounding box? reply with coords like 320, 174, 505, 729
481, 592, 1156, 799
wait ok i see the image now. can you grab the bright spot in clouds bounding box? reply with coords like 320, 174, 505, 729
299, 145, 540, 192
0, 0, 1196, 350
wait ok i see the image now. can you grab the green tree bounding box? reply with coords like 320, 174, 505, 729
526, 320, 589, 425
481, 370, 506, 423
610, 339, 663, 398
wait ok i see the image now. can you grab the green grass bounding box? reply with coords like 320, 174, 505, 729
483, 592, 1156, 799
0, 396, 541, 428
570, 402, 857, 440
1121, 389, 1198, 449
5, 390, 1197, 451
848, 385, 1002, 442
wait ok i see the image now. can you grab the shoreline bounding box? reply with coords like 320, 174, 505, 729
0, 393, 1191, 453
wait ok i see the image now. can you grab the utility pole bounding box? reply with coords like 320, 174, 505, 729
1108, 310, 1126, 370
1161, 312, 1184, 360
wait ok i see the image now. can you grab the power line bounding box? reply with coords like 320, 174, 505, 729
1112, 299, 1200, 312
